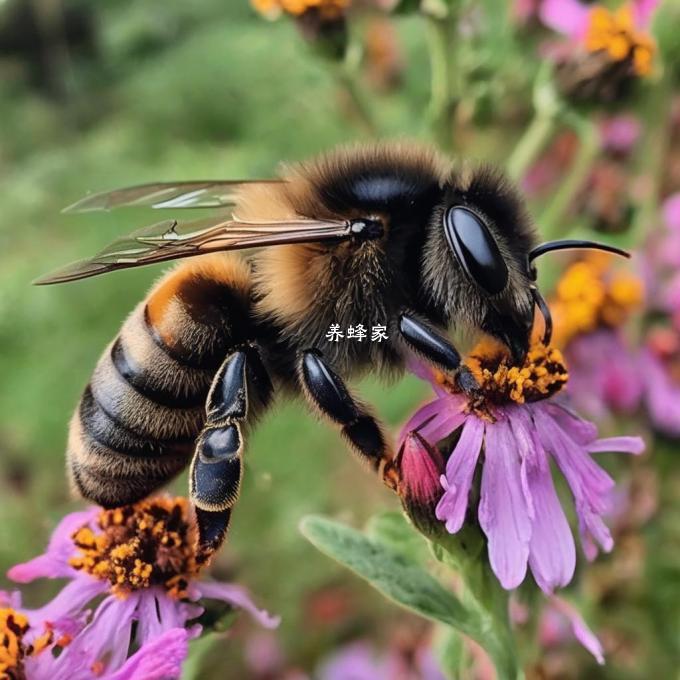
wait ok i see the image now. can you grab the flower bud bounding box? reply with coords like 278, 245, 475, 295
395, 431, 445, 536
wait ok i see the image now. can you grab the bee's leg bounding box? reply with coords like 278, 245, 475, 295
398, 313, 479, 393
298, 349, 398, 490
190, 344, 273, 563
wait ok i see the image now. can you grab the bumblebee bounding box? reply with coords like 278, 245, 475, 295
37, 143, 627, 560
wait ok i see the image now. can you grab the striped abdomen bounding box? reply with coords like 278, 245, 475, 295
67, 254, 254, 507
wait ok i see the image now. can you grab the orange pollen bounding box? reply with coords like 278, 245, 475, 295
251, 0, 349, 19
461, 339, 569, 418
584, 4, 656, 76
550, 255, 643, 347
0, 608, 29, 678
68, 497, 200, 598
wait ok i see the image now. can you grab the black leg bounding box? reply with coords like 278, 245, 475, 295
299, 349, 398, 489
398, 313, 479, 393
190, 345, 273, 563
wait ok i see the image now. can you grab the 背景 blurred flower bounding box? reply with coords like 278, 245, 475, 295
4, 497, 278, 679
399, 340, 644, 593
540, 0, 658, 102
550, 255, 644, 420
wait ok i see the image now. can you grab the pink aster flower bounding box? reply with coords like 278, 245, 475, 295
400, 342, 644, 593
540, 0, 658, 39
598, 114, 641, 154
5, 497, 279, 679
640, 328, 680, 437
564, 329, 643, 420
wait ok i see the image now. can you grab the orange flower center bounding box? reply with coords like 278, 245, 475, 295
251, 0, 349, 19
550, 254, 643, 347
585, 4, 656, 76
432, 340, 569, 420
0, 609, 62, 679
69, 497, 200, 598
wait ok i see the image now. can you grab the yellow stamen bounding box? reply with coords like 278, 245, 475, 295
465, 340, 568, 414
251, 0, 349, 18
584, 3, 656, 77
0, 608, 29, 677
69, 497, 200, 598
550, 254, 643, 348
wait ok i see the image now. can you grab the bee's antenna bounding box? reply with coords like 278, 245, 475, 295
531, 286, 553, 346
529, 239, 630, 262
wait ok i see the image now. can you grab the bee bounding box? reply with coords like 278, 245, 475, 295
37, 143, 628, 561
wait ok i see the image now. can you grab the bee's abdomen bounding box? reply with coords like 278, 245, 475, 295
68, 254, 254, 507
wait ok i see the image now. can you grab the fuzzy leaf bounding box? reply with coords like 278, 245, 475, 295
300, 515, 521, 680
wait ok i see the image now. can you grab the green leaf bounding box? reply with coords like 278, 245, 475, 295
365, 510, 430, 563
300, 515, 522, 680
301, 515, 472, 628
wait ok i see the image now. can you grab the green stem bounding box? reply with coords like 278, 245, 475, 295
432, 533, 523, 680
425, 11, 458, 151
335, 63, 378, 136
629, 75, 672, 245
538, 115, 599, 239
507, 113, 556, 182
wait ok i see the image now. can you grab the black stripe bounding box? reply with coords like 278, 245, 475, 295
79, 385, 196, 458
111, 337, 207, 409
143, 306, 227, 371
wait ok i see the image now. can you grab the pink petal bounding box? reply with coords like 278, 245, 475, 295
632, 0, 660, 27
540, 0, 591, 38
599, 115, 641, 153
435, 416, 484, 533
28, 577, 106, 628
478, 418, 531, 590
510, 413, 575, 593
107, 628, 189, 680
586, 436, 645, 455
196, 582, 280, 629
532, 405, 614, 559
51, 594, 139, 679
8, 508, 98, 582
641, 349, 680, 436
398, 397, 464, 448
663, 193, 680, 232
549, 596, 605, 664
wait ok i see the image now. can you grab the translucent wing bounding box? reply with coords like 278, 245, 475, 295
35, 214, 351, 285
63, 180, 283, 212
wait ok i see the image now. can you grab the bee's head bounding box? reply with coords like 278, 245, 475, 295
421, 166, 629, 362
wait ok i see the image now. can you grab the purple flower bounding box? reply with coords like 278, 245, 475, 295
540, 0, 658, 38
317, 639, 445, 680
402, 344, 644, 593
540, 596, 605, 664
598, 114, 641, 154
5, 497, 279, 679
640, 340, 680, 437
564, 329, 643, 420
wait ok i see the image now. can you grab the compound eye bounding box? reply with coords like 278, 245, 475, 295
444, 206, 509, 296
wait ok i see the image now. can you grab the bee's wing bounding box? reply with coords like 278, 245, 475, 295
63, 180, 284, 212
35, 214, 350, 285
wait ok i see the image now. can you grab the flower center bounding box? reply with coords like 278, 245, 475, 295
550, 256, 643, 347
462, 340, 568, 413
251, 0, 349, 18
0, 608, 29, 679
69, 497, 200, 598
584, 4, 655, 76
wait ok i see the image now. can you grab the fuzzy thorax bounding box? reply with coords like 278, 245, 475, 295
69, 497, 200, 598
